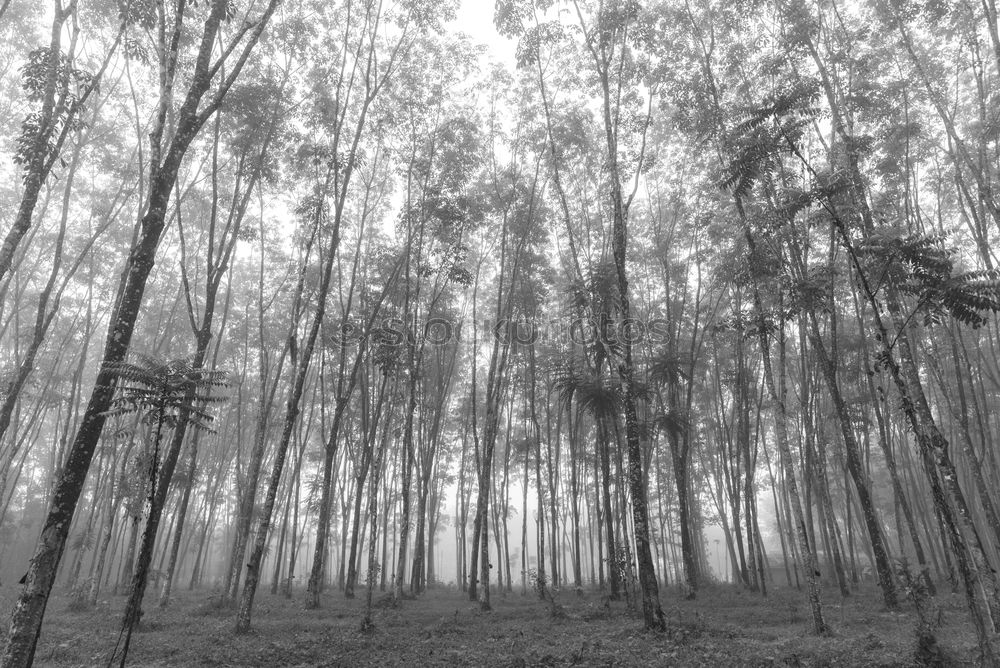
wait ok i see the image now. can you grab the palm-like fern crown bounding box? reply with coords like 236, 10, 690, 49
103, 353, 229, 431
553, 366, 621, 423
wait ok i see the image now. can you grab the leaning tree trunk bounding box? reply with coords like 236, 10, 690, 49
112, 405, 169, 666
158, 430, 201, 607
305, 213, 397, 607
803, 310, 898, 609
117, 209, 239, 655
0, 0, 109, 283
749, 269, 827, 632
89, 451, 127, 607
344, 444, 374, 599
306, 401, 348, 606
236, 214, 341, 633
236, 18, 389, 619
0, 2, 278, 664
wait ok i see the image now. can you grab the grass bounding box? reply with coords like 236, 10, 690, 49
0, 581, 980, 666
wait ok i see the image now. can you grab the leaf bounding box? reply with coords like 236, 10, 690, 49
102, 354, 230, 432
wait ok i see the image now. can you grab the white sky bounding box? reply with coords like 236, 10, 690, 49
451, 0, 517, 64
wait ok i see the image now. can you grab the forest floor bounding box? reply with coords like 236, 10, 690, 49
0, 580, 982, 666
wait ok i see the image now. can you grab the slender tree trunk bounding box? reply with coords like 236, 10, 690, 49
1, 3, 278, 663
159, 432, 200, 607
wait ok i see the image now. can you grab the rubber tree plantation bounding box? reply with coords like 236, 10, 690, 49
1, 0, 1000, 665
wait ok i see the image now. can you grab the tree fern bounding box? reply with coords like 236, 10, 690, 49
722, 81, 821, 199
553, 366, 621, 423
102, 354, 228, 510
103, 353, 228, 431
859, 233, 1000, 328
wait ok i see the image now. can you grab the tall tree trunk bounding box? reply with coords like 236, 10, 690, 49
598, 420, 620, 600
159, 428, 202, 608
1, 3, 278, 661
606, 117, 666, 631
529, 346, 546, 599
236, 189, 345, 632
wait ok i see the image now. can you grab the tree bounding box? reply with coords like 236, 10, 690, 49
569, 0, 666, 630
102, 355, 226, 667
1, 1, 280, 663
0, 0, 120, 282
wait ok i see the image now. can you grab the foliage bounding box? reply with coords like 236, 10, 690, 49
553, 367, 620, 423
860, 233, 1000, 328
720, 82, 820, 200
103, 354, 228, 431
2, 0, 1000, 656
15, 47, 94, 171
